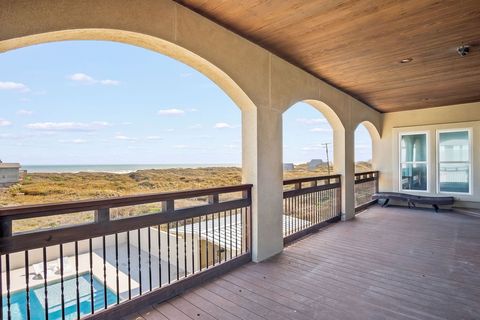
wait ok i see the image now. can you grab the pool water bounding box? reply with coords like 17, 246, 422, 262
2, 273, 117, 320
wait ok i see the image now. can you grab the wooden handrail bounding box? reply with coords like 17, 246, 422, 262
0, 184, 253, 220
354, 170, 379, 177
283, 174, 341, 186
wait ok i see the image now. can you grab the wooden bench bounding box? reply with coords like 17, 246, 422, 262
372, 192, 454, 212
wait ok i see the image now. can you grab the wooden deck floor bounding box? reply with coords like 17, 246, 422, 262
124, 206, 480, 320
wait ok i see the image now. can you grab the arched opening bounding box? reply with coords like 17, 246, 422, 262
0, 35, 258, 316
355, 123, 373, 172
1, 40, 243, 207
354, 121, 381, 209
282, 101, 335, 178
281, 100, 344, 238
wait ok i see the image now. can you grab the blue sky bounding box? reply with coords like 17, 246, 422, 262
0, 41, 371, 165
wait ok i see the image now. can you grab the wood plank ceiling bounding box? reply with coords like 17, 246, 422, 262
175, 0, 480, 112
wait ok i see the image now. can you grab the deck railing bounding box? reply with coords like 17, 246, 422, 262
0, 184, 252, 320
283, 175, 342, 244
355, 171, 379, 212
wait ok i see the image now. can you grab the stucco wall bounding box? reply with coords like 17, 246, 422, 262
378, 102, 480, 208
0, 168, 19, 187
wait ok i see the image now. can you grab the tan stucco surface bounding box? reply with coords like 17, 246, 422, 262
378, 102, 480, 208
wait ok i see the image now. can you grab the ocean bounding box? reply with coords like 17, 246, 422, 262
21, 164, 240, 174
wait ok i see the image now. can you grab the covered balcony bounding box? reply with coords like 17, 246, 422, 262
1, 1, 479, 319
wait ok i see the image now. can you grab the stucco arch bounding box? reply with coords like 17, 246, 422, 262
356, 121, 380, 143
0, 29, 256, 113
355, 121, 381, 170
303, 99, 345, 131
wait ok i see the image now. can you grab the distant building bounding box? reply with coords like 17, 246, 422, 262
308, 159, 325, 170
283, 163, 294, 171
0, 162, 21, 187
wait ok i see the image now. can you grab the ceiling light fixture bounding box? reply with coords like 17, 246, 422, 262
400, 57, 413, 63
457, 44, 470, 57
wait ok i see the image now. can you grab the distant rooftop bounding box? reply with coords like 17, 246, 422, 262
0, 163, 20, 169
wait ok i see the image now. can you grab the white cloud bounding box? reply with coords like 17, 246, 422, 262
180, 73, 193, 78
115, 135, 137, 141
146, 136, 162, 140
68, 73, 120, 86
189, 124, 203, 129
99, 79, 120, 86
296, 118, 327, 125
158, 108, 185, 116
0, 119, 12, 127
0, 81, 30, 92
309, 127, 332, 133
59, 139, 87, 144
17, 109, 33, 116
214, 122, 236, 129
26, 121, 110, 131
68, 73, 95, 83
173, 144, 188, 149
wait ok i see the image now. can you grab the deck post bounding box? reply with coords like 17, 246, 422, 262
334, 126, 356, 220
242, 107, 284, 262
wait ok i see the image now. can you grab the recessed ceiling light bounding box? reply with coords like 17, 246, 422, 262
400, 58, 413, 63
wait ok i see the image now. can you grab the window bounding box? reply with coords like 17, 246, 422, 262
400, 132, 428, 191
437, 129, 471, 194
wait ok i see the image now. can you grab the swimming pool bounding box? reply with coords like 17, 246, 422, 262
2, 273, 117, 320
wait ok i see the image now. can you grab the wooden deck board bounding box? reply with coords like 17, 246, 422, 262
126, 206, 480, 319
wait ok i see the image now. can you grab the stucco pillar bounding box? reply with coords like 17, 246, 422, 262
334, 127, 356, 220
242, 107, 284, 262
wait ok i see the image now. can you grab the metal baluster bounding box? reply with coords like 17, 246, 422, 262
224, 210, 227, 262
127, 232, 131, 300
191, 218, 195, 275
176, 222, 179, 281
167, 223, 171, 283
43, 247, 48, 320
25, 251, 30, 320
6, 254, 11, 320
183, 219, 187, 277
235, 209, 238, 257
60, 244, 65, 319
229, 210, 233, 260
75, 242, 80, 319
102, 236, 107, 308
138, 229, 142, 295
240, 208, 244, 254
148, 227, 152, 292
205, 215, 209, 267
212, 213, 215, 266
89, 239, 94, 314
115, 234, 120, 304
158, 225, 162, 288
198, 217, 202, 272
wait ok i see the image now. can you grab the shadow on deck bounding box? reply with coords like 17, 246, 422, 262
125, 205, 480, 320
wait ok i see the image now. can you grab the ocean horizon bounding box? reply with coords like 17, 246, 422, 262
21, 164, 241, 174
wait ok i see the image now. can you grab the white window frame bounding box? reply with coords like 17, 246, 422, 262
399, 131, 430, 193
436, 128, 473, 195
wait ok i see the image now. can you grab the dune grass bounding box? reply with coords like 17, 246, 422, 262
0, 163, 371, 232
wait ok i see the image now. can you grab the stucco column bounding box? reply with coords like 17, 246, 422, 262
242, 107, 284, 262
334, 127, 356, 220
